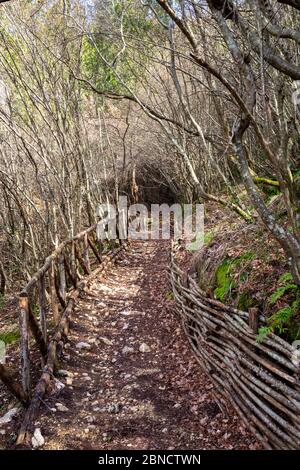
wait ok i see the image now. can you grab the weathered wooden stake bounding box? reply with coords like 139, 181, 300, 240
84, 233, 91, 272
49, 261, 59, 325
39, 274, 47, 343
0, 260, 6, 296
249, 307, 259, 334
19, 294, 30, 401
64, 253, 77, 288
28, 303, 48, 358
88, 236, 102, 263
71, 240, 77, 282
59, 253, 66, 302
74, 243, 90, 275
54, 270, 66, 309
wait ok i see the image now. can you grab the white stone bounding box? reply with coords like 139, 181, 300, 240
139, 343, 151, 353
0, 407, 19, 426
57, 369, 73, 377
55, 403, 69, 412
31, 428, 45, 449
122, 346, 134, 354
76, 342, 91, 350
52, 378, 65, 393
100, 337, 114, 346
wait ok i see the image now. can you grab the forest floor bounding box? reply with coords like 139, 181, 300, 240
1, 239, 260, 450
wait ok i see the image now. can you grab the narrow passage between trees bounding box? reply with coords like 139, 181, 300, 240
32, 241, 258, 450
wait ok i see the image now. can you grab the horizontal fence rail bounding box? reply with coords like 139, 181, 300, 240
0, 219, 124, 445
169, 243, 300, 450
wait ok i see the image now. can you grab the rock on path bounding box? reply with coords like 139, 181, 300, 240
27, 240, 259, 450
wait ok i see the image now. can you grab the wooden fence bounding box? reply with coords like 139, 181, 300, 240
0, 221, 124, 444
170, 244, 300, 450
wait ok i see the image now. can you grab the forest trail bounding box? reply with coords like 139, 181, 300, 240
33, 240, 258, 450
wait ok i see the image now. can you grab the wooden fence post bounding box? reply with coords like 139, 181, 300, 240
19, 294, 30, 401
83, 233, 91, 272
92, 232, 103, 256
249, 307, 259, 334
64, 253, 77, 288
49, 261, 59, 325
71, 240, 78, 282
59, 253, 66, 302
28, 302, 48, 358
74, 243, 90, 275
39, 274, 47, 343
0, 260, 6, 296
88, 236, 102, 263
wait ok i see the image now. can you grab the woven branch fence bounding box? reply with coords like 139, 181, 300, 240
170, 244, 300, 450
0, 220, 124, 445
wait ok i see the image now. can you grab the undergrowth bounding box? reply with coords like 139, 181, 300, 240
257, 272, 300, 342
213, 259, 300, 343
0, 328, 20, 345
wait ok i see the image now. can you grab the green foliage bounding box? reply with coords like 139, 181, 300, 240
269, 283, 297, 304
278, 272, 293, 283
81, 0, 155, 94
0, 328, 20, 345
269, 272, 297, 304
257, 301, 300, 342
256, 326, 273, 343
257, 272, 300, 341
263, 185, 280, 198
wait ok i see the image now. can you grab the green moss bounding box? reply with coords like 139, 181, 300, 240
204, 231, 214, 245
214, 252, 254, 302
214, 259, 232, 302
166, 291, 174, 300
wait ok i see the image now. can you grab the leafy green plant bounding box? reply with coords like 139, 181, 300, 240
257, 272, 300, 341
257, 301, 299, 342
256, 326, 273, 343
278, 272, 293, 283
269, 283, 297, 304
269, 272, 297, 304
0, 328, 20, 345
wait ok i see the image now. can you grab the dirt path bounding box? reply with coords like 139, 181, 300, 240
30, 240, 257, 450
